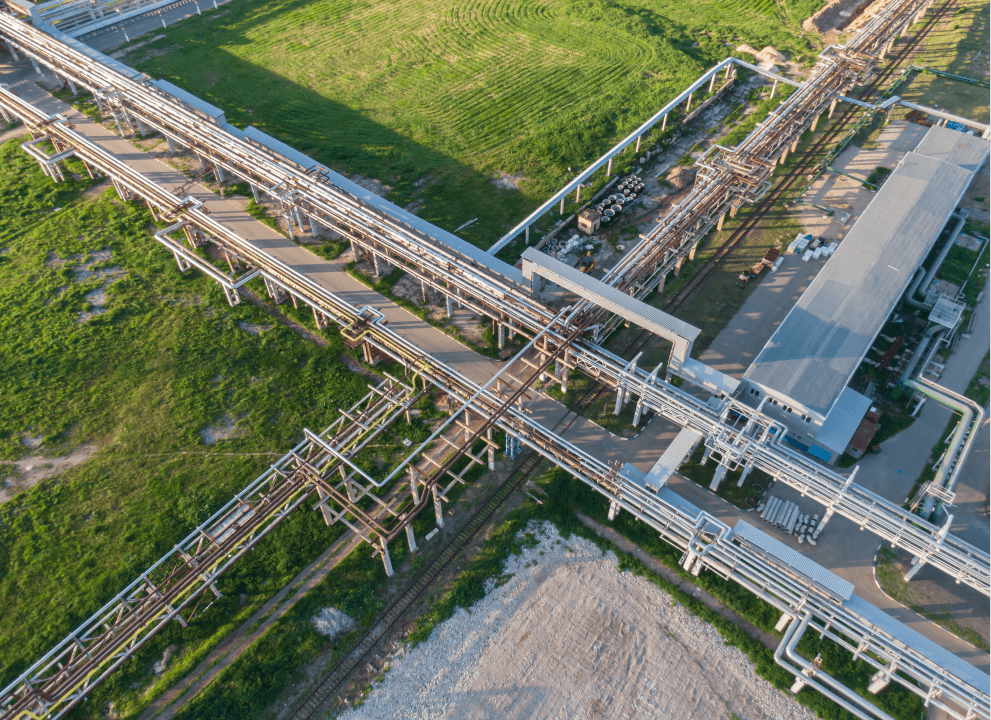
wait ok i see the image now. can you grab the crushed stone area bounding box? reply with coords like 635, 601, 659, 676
341, 522, 816, 720
312, 607, 357, 639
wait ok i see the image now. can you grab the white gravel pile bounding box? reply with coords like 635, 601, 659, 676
341, 521, 816, 720
312, 607, 357, 639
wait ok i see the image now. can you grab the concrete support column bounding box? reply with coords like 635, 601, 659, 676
167, 136, 177, 153
0, 105, 11, 124
446, 294, 454, 317
606, 158, 613, 177
560, 197, 565, 215
685, 91, 693, 114
688, 242, 698, 262
405, 525, 417, 553
661, 114, 668, 132
828, 98, 837, 119
730, 205, 738, 218
5, 42, 19, 61
213, 163, 226, 183
657, 272, 666, 294
309, 216, 320, 237
486, 428, 495, 470
810, 114, 820, 132
770, 79, 778, 100
250, 184, 260, 203
633, 399, 644, 426
780, 147, 789, 165
380, 538, 394, 577
674, 256, 685, 277
904, 555, 927, 581
635, 135, 642, 152
420, 279, 429, 303
613, 385, 625, 415
433, 485, 445, 528
790, 139, 798, 153
608, 500, 621, 521
525, 226, 530, 245
498, 323, 505, 350
717, 212, 726, 231
30, 57, 42, 76
135, 118, 148, 136
373, 253, 387, 277
708, 73, 716, 93
197, 154, 209, 172
710, 464, 728, 491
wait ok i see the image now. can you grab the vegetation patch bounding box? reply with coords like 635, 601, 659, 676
122, 0, 822, 262
0, 138, 405, 718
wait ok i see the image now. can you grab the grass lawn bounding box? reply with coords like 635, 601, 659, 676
892, 0, 990, 122
121, 0, 823, 257
0, 137, 402, 704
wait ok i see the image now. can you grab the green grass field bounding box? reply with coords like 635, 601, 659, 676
893, 0, 990, 121
0, 137, 384, 695
125, 0, 822, 253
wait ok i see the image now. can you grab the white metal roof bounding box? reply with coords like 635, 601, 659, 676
731, 520, 854, 600
815, 387, 873, 454
642, 427, 702, 491
244, 125, 321, 171
678, 357, 740, 396
914, 124, 990, 173
150, 79, 226, 124
744, 151, 980, 419
522, 248, 700, 365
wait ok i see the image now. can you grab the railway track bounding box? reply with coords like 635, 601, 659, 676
662, 0, 953, 316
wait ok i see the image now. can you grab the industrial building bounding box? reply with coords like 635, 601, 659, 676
739, 125, 989, 463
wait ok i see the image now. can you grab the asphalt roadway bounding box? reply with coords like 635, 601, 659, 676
2, 55, 987, 684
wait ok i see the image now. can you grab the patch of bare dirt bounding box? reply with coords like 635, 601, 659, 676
0, 445, 99, 505
491, 171, 528, 191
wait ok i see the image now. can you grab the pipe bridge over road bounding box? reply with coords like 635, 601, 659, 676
0, 2, 988, 718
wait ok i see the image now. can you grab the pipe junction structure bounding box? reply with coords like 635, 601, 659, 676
0, 1, 989, 718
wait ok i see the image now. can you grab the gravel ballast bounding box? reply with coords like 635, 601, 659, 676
341, 521, 817, 720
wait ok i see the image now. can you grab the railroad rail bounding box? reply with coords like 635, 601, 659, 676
1, 2, 989, 718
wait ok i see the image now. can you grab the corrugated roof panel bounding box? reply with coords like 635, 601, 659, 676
657, 486, 705, 522
815, 387, 872, 454
150, 80, 225, 124
643, 427, 702, 491
914, 124, 990, 173
844, 593, 991, 695
731, 520, 854, 600
744, 152, 977, 419
220, 123, 244, 140
679, 357, 740, 396
244, 126, 320, 171
522, 248, 701, 342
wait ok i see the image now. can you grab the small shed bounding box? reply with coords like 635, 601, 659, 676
578, 208, 602, 235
